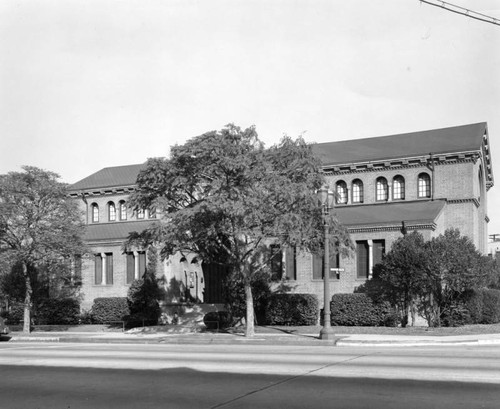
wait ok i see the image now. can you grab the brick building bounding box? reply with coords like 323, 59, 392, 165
68, 122, 493, 311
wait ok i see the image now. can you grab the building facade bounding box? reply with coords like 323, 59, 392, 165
69, 122, 494, 312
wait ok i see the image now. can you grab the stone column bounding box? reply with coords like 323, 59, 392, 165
101, 253, 107, 285
367, 240, 373, 279
134, 251, 140, 280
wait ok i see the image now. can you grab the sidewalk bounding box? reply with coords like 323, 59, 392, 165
6, 327, 500, 347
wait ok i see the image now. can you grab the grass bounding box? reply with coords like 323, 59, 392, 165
9, 323, 500, 337
253, 323, 500, 337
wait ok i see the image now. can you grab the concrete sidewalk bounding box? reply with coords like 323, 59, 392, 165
6, 329, 500, 347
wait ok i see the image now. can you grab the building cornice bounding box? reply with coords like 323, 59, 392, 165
323, 151, 480, 176
68, 186, 136, 198
348, 222, 436, 234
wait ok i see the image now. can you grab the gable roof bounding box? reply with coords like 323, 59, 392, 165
334, 200, 446, 228
68, 164, 146, 191
311, 122, 488, 167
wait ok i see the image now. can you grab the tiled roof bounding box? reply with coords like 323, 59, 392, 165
312, 123, 487, 167
334, 200, 446, 228
68, 164, 146, 191
84, 220, 159, 242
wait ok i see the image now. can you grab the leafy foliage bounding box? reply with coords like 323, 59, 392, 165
126, 125, 352, 336
223, 270, 271, 325
330, 293, 398, 327
364, 229, 494, 327
36, 298, 80, 325
126, 247, 162, 324
90, 297, 130, 324
265, 293, 319, 326
0, 167, 87, 332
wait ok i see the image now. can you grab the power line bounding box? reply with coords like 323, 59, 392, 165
420, 0, 500, 26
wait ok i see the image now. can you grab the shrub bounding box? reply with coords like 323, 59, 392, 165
265, 293, 319, 326
481, 288, 500, 324
203, 311, 233, 330
224, 270, 271, 325
127, 274, 162, 325
463, 289, 484, 324
5, 301, 24, 325
90, 297, 130, 324
330, 293, 397, 326
36, 298, 80, 325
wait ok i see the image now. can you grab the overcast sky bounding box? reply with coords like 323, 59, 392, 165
1, 0, 499, 231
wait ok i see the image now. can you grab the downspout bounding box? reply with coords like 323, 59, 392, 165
428, 153, 435, 201
80, 191, 89, 222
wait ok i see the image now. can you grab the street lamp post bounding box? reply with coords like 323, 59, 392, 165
317, 186, 336, 341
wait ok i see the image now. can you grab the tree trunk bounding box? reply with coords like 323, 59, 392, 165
22, 262, 32, 334
244, 282, 255, 337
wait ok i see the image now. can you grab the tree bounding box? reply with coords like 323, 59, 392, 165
127, 246, 163, 323
425, 229, 493, 326
364, 229, 494, 327
0, 167, 87, 333
367, 231, 429, 326
127, 124, 352, 336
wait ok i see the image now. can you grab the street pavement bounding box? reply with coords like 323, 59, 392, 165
5, 326, 500, 347
1, 342, 500, 408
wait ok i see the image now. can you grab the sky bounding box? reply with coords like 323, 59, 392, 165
1, 0, 499, 229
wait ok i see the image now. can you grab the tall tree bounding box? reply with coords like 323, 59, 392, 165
426, 229, 492, 326
368, 231, 429, 326
0, 167, 87, 333
127, 124, 352, 336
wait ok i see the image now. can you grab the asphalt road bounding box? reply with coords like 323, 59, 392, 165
1, 342, 499, 408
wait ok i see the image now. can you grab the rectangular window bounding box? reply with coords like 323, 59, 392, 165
356, 241, 369, 279
105, 252, 113, 285
126, 253, 135, 284
138, 251, 146, 277
94, 254, 102, 284
373, 240, 385, 267
312, 251, 339, 279
137, 209, 145, 219
270, 244, 283, 280
285, 246, 297, 280
74, 255, 82, 279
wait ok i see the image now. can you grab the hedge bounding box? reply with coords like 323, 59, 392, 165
90, 297, 130, 324
480, 288, 500, 324
36, 298, 80, 325
265, 293, 319, 326
330, 293, 398, 326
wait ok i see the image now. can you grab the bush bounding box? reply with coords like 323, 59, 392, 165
203, 311, 232, 330
90, 297, 130, 324
127, 275, 162, 325
36, 298, 80, 325
224, 271, 271, 325
481, 288, 500, 324
5, 301, 24, 325
330, 293, 397, 326
265, 293, 319, 326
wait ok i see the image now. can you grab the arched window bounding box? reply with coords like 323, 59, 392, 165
119, 201, 127, 221
91, 203, 99, 223
393, 176, 405, 200
336, 181, 348, 204
418, 173, 431, 198
352, 179, 364, 203
108, 202, 116, 221
376, 177, 388, 201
